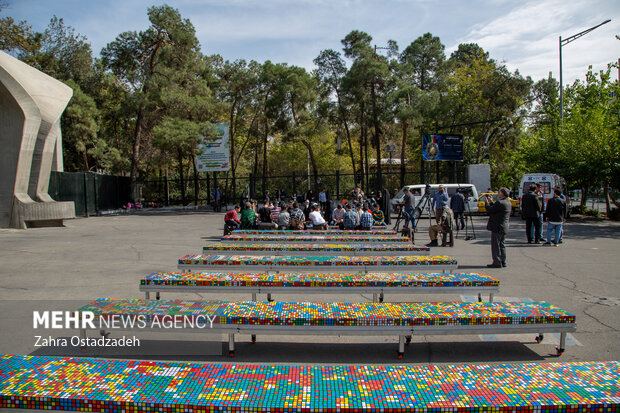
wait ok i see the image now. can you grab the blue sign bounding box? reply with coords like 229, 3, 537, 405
422, 134, 464, 161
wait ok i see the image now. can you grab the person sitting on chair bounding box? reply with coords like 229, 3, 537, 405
331, 204, 345, 229
277, 204, 291, 230
240, 202, 257, 229
372, 204, 386, 226
359, 208, 374, 230
309, 205, 327, 230
427, 206, 455, 247
257, 200, 277, 229
224, 205, 242, 230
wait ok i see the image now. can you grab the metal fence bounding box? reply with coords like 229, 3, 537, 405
48, 172, 131, 216
139, 165, 468, 207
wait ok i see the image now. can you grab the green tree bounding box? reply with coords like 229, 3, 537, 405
101, 4, 200, 199
314, 49, 358, 183
0, 1, 38, 54
341, 30, 393, 193
393, 33, 447, 186
446, 43, 532, 186
61, 80, 99, 171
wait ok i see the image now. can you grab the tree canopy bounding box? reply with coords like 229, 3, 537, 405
2, 2, 618, 206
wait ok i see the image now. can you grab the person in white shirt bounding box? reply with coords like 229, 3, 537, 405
309, 205, 327, 230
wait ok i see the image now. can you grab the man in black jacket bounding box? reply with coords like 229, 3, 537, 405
485, 188, 512, 268
521, 184, 542, 244
544, 188, 566, 246
450, 189, 466, 230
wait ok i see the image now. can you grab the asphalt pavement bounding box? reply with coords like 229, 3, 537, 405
0, 209, 618, 365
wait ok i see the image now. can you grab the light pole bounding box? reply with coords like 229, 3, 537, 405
559, 19, 611, 122
384, 144, 395, 193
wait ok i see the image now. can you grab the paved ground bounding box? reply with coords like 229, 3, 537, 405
0, 210, 618, 365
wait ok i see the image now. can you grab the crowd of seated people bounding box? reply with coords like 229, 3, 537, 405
226, 198, 386, 231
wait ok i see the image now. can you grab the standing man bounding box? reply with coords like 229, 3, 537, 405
318, 188, 328, 214
431, 185, 449, 223
213, 186, 222, 212
535, 184, 545, 242
400, 187, 416, 229
485, 188, 512, 268
522, 184, 542, 244
450, 188, 465, 230
544, 188, 566, 246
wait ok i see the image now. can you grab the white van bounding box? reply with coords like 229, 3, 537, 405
391, 183, 479, 214
518, 173, 566, 213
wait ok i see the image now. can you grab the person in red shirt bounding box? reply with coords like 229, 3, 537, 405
224, 205, 242, 229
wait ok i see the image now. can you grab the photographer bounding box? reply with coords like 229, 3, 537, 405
400, 188, 416, 229
450, 188, 466, 230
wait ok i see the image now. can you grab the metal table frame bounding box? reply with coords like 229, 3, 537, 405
81, 321, 574, 359
177, 264, 458, 274
140, 284, 497, 303
202, 249, 431, 257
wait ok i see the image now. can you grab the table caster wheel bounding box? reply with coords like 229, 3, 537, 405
405, 336, 411, 345
397, 352, 403, 360
228, 351, 235, 358
251, 335, 256, 343
555, 347, 564, 357
535, 334, 544, 343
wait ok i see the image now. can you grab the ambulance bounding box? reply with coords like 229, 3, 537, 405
518, 173, 567, 214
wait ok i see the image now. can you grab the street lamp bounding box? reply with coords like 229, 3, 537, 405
384, 144, 395, 192
559, 19, 611, 121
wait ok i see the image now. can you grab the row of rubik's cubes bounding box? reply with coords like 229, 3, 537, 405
0, 356, 618, 410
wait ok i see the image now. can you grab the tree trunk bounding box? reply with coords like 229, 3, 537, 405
400, 120, 407, 188
301, 140, 320, 195
370, 82, 382, 194
164, 167, 170, 206
192, 154, 199, 206
129, 106, 145, 201
363, 125, 369, 193
336, 92, 357, 185
610, 186, 620, 208
262, 124, 268, 196
178, 149, 186, 206
82, 148, 89, 172
580, 186, 588, 207
358, 134, 364, 194
229, 101, 237, 203
603, 182, 610, 216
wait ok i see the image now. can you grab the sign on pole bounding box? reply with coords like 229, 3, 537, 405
422, 134, 464, 161
196, 123, 230, 172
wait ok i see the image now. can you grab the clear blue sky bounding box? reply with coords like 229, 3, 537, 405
5, 0, 620, 85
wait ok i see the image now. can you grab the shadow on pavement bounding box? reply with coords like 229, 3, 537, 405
29, 339, 548, 364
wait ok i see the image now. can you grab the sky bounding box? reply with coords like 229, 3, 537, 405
5, 0, 620, 86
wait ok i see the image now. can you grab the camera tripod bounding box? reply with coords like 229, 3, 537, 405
454, 192, 476, 240
412, 188, 435, 231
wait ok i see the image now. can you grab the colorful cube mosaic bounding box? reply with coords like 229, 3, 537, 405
1, 355, 618, 411
178, 254, 457, 267
233, 228, 397, 235
77, 299, 575, 327
222, 234, 411, 243
141, 271, 499, 288
203, 242, 429, 253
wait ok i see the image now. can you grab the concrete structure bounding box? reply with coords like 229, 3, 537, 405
0, 51, 75, 228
